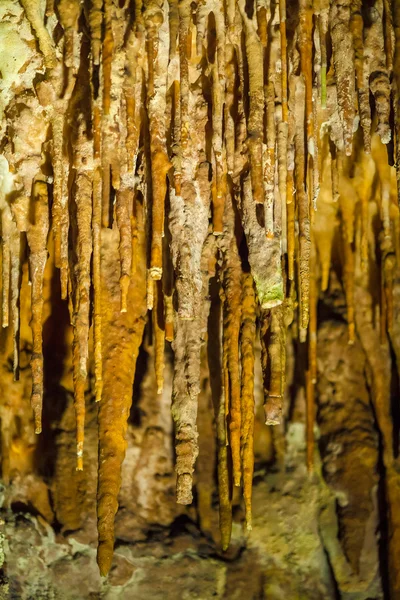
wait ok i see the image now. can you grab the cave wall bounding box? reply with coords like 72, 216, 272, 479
1, 0, 400, 598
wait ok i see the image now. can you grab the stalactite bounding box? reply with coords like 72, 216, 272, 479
97, 219, 147, 576
36, 80, 69, 300
26, 180, 49, 434
217, 367, 232, 549
153, 279, 165, 394
10, 221, 20, 381
210, 8, 226, 235
58, 0, 81, 70
238, 0, 264, 207
261, 305, 286, 426
209, 277, 232, 550
221, 200, 242, 488
101, 0, 114, 229
393, 0, 400, 205
365, 0, 391, 145
92, 109, 103, 403
294, 79, 311, 330
264, 82, 276, 235
89, 0, 103, 66
1, 207, 11, 329
317, 0, 328, 109
240, 272, 256, 530
241, 175, 284, 309
298, 0, 314, 163
286, 70, 296, 282
178, 0, 190, 174
51, 111, 69, 299
20, 0, 57, 68
146, 0, 171, 280
171, 234, 215, 504
350, 0, 371, 152
72, 123, 94, 469
306, 232, 317, 472
330, 0, 356, 155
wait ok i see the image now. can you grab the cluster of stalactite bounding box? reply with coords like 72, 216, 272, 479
1, 0, 400, 585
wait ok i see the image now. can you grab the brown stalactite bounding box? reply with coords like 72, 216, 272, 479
262, 306, 286, 426
97, 222, 147, 576
294, 79, 311, 330
70, 123, 94, 469
330, 0, 356, 156
92, 165, 103, 403
26, 180, 49, 434
20, 0, 57, 68
1, 209, 10, 329
153, 279, 165, 394
393, 0, 400, 206
350, 0, 372, 152
89, 0, 103, 66
10, 220, 21, 381
146, 0, 171, 280
239, 0, 265, 207
365, 0, 391, 145
222, 202, 242, 488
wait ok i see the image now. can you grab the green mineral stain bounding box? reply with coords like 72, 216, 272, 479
253, 275, 284, 309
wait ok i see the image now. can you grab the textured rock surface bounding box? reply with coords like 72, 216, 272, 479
0, 323, 387, 599
1, 0, 400, 596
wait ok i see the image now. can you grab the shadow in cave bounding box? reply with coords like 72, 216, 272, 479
33, 262, 70, 481
129, 335, 149, 428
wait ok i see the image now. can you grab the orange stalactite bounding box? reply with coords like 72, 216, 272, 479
286, 167, 295, 281
153, 279, 165, 394
72, 125, 94, 468
215, 283, 232, 550
1, 209, 11, 329
240, 273, 256, 530
309, 234, 318, 384
149, 151, 170, 280
92, 103, 103, 403
294, 81, 311, 331
26, 180, 49, 434
92, 168, 103, 403
223, 235, 242, 487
